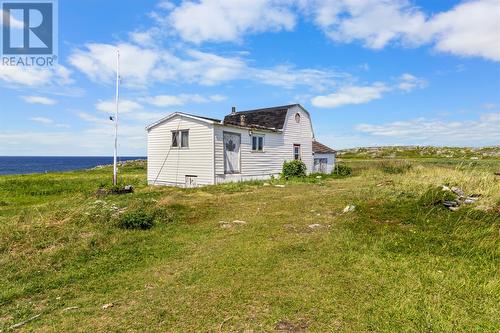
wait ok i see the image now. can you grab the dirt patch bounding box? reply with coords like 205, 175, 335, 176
274, 319, 308, 332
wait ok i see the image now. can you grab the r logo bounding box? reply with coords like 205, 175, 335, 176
2, 1, 53, 55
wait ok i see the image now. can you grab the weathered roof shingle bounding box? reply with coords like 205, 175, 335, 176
223, 104, 299, 130
313, 140, 336, 154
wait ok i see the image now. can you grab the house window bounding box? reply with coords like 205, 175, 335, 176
295, 113, 301, 123
293, 144, 301, 160
181, 131, 189, 148
171, 131, 179, 147
172, 130, 189, 148
252, 135, 264, 151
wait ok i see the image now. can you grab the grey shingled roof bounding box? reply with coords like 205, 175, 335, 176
223, 104, 299, 130
313, 140, 336, 154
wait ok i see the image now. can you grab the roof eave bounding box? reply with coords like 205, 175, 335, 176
146, 112, 221, 131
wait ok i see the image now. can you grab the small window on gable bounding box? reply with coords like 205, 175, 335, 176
172, 130, 189, 148
252, 135, 264, 152
295, 113, 301, 123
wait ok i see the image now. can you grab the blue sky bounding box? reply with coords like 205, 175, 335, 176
1, 0, 499, 156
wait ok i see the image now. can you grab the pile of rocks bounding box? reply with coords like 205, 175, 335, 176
441, 185, 480, 211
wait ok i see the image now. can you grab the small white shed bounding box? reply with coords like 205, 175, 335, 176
312, 140, 336, 173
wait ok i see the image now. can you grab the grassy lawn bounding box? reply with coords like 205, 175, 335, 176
0, 159, 499, 332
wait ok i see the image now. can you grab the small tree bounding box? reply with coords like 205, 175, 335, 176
282, 160, 307, 178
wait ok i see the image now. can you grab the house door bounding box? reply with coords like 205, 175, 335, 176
185, 175, 197, 188
314, 158, 328, 173
224, 132, 240, 174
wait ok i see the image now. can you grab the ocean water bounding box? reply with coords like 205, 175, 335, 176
0, 156, 146, 175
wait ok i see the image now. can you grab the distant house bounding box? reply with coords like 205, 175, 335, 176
146, 104, 335, 187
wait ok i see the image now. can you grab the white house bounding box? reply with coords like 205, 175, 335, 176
146, 104, 335, 187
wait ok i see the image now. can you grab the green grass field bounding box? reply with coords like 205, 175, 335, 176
0, 159, 499, 332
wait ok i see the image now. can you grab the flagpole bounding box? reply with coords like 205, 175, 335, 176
113, 49, 120, 186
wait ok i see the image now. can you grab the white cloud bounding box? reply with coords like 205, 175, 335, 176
165, 0, 296, 43
210, 94, 227, 102
68, 42, 344, 91
143, 93, 227, 107
397, 73, 427, 92
22, 96, 58, 105
69, 43, 161, 87
30, 116, 69, 128
307, 0, 426, 49
0, 64, 73, 87
251, 65, 346, 91
355, 112, 500, 145
311, 73, 426, 108
96, 99, 142, 114
483, 103, 498, 110
305, 0, 500, 61
77, 112, 111, 125
427, 0, 500, 61
69, 43, 248, 87
312, 82, 389, 108
30, 116, 54, 124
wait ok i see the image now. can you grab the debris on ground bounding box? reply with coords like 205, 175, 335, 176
308, 223, 322, 229
274, 319, 308, 332
62, 306, 79, 312
274, 184, 285, 188
102, 303, 114, 310
263, 183, 271, 186
441, 186, 481, 211
219, 220, 247, 228
451, 186, 465, 197
343, 205, 356, 213
8, 314, 41, 330
316, 175, 322, 179
96, 185, 134, 197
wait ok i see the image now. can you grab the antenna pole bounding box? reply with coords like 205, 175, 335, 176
113, 49, 120, 186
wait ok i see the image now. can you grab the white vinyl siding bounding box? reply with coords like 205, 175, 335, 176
147, 115, 214, 186
313, 153, 335, 173
282, 105, 314, 173
214, 126, 284, 183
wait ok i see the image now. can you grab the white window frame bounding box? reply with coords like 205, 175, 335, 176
171, 130, 189, 148
293, 144, 301, 160
251, 134, 265, 152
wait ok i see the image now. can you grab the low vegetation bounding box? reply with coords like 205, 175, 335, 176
0, 158, 498, 331
282, 160, 307, 178
338, 145, 500, 160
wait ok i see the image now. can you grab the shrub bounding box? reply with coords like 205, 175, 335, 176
333, 163, 352, 176
282, 160, 307, 178
117, 209, 154, 230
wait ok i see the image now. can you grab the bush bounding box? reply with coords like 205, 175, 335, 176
282, 160, 307, 178
333, 163, 352, 176
117, 209, 154, 230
